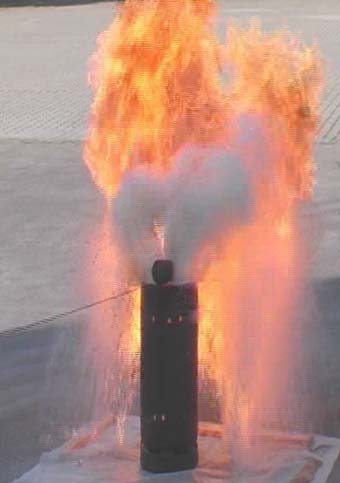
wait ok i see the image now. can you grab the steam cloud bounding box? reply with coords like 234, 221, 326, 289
163, 144, 252, 281
112, 128, 257, 283
112, 168, 167, 282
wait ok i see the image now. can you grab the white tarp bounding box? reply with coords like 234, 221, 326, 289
14, 417, 340, 483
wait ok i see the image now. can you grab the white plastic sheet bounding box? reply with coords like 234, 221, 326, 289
14, 417, 340, 483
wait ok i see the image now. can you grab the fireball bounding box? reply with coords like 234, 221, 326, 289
84, 0, 323, 447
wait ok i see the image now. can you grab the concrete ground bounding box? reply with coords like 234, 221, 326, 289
1, 1, 340, 482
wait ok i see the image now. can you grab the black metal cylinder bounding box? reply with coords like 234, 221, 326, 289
140, 282, 198, 473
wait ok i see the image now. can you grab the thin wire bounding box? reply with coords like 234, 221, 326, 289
2, 148, 202, 339
0, 287, 138, 339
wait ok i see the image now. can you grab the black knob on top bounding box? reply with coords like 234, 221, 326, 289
151, 259, 174, 285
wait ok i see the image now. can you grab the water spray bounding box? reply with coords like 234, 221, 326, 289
140, 259, 198, 473
82, 0, 323, 476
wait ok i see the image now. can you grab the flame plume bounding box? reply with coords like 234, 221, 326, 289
84, 0, 323, 453
85, 0, 226, 197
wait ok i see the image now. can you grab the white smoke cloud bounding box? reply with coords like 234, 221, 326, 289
164, 144, 252, 281
111, 114, 271, 283
112, 168, 167, 283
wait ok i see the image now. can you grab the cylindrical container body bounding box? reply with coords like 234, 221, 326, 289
140, 283, 198, 473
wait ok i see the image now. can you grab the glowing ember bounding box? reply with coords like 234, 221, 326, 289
84, 0, 323, 458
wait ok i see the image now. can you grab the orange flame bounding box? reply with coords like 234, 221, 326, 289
84, 0, 323, 445
84, 0, 227, 197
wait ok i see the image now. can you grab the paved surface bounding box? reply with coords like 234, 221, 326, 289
1, 1, 340, 482
0, 323, 77, 482
2, 1, 114, 7
0, 3, 115, 142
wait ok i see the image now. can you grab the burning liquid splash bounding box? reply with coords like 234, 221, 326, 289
84, 0, 323, 461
